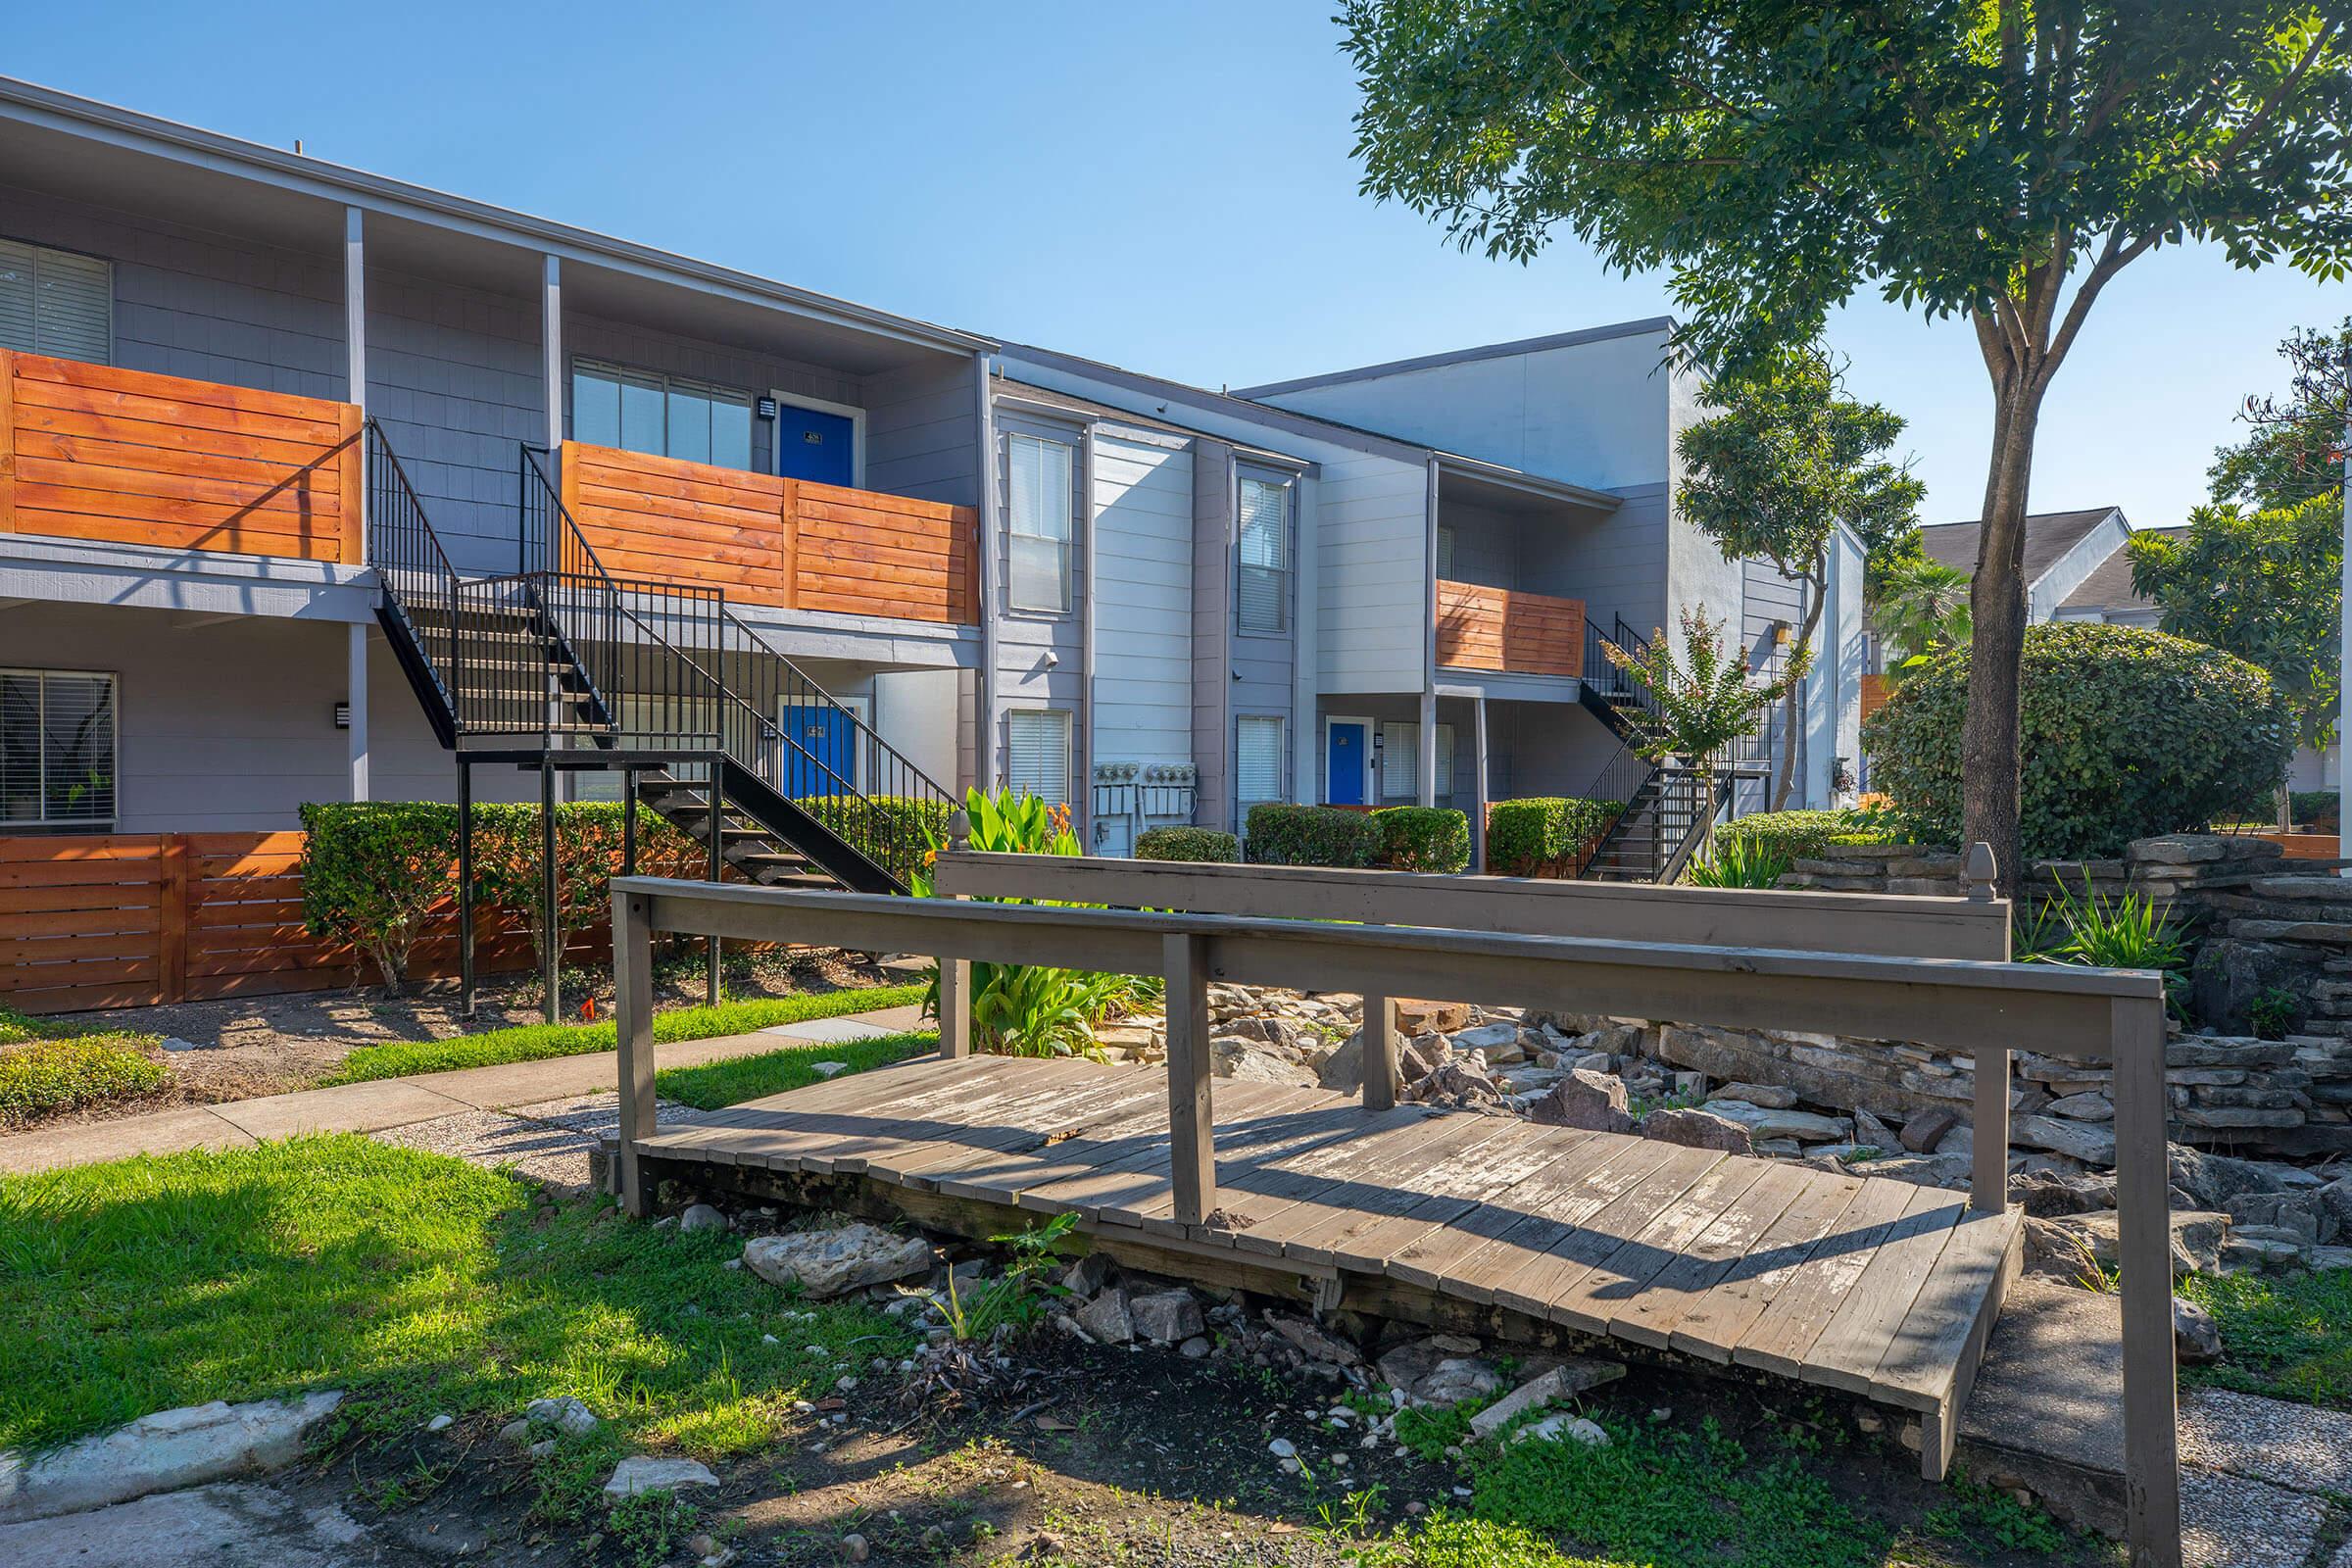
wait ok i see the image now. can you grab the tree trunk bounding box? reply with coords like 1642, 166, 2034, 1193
1961, 378, 2045, 897
1772, 565, 1828, 811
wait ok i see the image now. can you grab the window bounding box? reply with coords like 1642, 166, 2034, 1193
1379, 720, 1455, 802
1005, 710, 1072, 807
1436, 524, 1456, 579
1006, 433, 1074, 613
1236, 716, 1285, 813
0, 238, 111, 365
1237, 474, 1292, 633
571, 359, 753, 470
1, 670, 116, 829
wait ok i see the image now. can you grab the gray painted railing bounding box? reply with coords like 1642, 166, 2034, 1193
609, 869, 2178, 1568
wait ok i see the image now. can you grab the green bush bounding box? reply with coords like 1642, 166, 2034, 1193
1372, 806, 1471, 872
2291, 790, 2338, 828
469, 803, 691, 977
0, 1033, 168, 1125
1486, 798, 1620, 878
298, 802, 459, 989
1865, 622, 2294, 858
1134, 826, 1241, 863
795, 793, 954, 885
1244, 804, 1385, 868
1706, 808, 1903, 862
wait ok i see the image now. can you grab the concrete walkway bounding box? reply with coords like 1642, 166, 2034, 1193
0, 1004, 928, 1177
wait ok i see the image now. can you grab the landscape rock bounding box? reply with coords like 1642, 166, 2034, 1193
1263, 1311, 1362, 1366
0, 1392, 345, 1525
603, 1456, 719, 1496
1465, 1358, 1626, 1440
1375, 1339, 1501, 1406
1076, 1289, 1136, 1346
678, 1203, 729, 1234
524, 1396, 599, 1438
1060, 1253, 1113, 1298
1528, 1070, 1634, 1134
1637, 1105, 1753, 1154
1700, 1100, 1853, 1144
1900, 1108, 1958, 1153
743, 1224, 932, 1298
2174, 1298, 2224, 1364
1709, 1081, 1800, 1111
1129, 1290, 1204, 1346
2030, 1209, 2230, 1278
2008, 1114, 2118, 1166
1514, 1414, 1609, 1446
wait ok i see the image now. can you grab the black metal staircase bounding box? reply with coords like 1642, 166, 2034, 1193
366, 422, 955, 902
1569, 614, 1752, 883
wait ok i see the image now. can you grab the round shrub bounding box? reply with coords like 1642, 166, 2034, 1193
1705, 808, 1901, 862
1487, 798, 1620, 877
1371, 806, 1470, 873
1134, 826, 1241, 863
1245, 804, 1384, 868
1864, 622, 2293, 859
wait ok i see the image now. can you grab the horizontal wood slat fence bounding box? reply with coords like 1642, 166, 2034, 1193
1434, 578, 1586, 678
561, 441, 978, 624
0, 832, 597, 1014
0, 350, 363, 564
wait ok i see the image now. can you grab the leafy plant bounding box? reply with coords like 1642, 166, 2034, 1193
2211, 316, 2352, 514
468, 803, 693, 979
1371, 806, 1471, 872
2020, 872, 2191, 1016
1244, 804, 1385, 868
1701, 807, 1906, 864
1866, 622, 2293, 859
1486, 798, 1620, 877
1870, 555, 1973, 682
1603, 608, 1806, 766
0, 1032, 169, 1125
937, 1213, 1079, 1342
1683, 829, 1792, 890
2250, 986, 2300, 1042
297, 802, 460, 989
1134, 826, 1241, 863
603, 1488, 701, 1568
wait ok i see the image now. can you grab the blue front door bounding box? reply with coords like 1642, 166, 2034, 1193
779, 705, 856, 797
774, 403, 856, 486
1326, 721, 1368, 806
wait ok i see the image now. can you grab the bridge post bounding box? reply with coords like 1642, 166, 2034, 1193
1163, 932, 1215, 1227
2114, 994, 2181, 1568
613, 887, 656, 1217
935, 808, 972, 1059
1360, 992, 1398, 1110
1964, 842, 2011, 1214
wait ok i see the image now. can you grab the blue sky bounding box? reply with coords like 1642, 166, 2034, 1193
12, 2, 2342, 528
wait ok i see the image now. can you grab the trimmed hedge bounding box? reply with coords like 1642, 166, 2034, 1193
2292, 789, 2338, 828
1373, 807, 1471, 873
1135, 826, 1242, 863
795, 793, 955, 884
1487, 798, 1621, 878
298, 802, 460, 989
1865, 622, 2294, 858
1705, 808, 1902, 862
1245, 804, 1385, 868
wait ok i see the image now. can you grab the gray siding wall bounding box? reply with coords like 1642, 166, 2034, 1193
0, 603, 535, 833
862, 357, 981, 508
990, 410, 1087, 798
1741, 555, 1810, 796
1191, 442, 1237, 831
1091, 433, 1194, 767
366, 268, 542, 574
1230, 460, 1298, 821
0, 182, 345, 399
1526, 487, 1666, 638
1438, 500, 1518, 588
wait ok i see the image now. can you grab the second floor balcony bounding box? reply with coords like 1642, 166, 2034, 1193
1434, 578, 1587, 679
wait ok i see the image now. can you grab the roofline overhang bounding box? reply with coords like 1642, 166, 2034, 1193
0, 75, 998, 361
1236, 316, 1679, 400
1436, 454, 1623, 514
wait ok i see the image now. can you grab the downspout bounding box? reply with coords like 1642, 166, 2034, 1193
974, 350, 1000, 794
1080, 421, 1099, 848
1419, 456, 1441, 808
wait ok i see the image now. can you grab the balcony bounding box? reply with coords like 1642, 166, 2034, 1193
1435, 579, 1586, 679
0, 351, 363, 564
560, 441, 979, 625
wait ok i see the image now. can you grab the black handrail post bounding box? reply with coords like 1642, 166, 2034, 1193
458, 758, 475, 1020
622, 766, 638, 878
541, 757, 560, 1026
706, 748, 723, 1006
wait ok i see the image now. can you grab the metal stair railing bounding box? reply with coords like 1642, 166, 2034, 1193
366, 419, 462, 722
517, 446, 955, 887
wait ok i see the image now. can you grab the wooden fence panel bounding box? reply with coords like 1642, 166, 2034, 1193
2, 351, 363, 564
0, 836, 170, 1012
1434, 579, 1586, 678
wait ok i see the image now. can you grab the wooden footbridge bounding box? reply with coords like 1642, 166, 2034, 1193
609, 849, 2182, 1568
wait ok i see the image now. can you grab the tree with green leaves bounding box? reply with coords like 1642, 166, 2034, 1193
1871, 555, 1974, 681
1678, 351, 1924, 807
1604, 607, 1809, 769
2128, 493, 2343, 824
1343, 1, 2352, 890
2210, 317, 2351, 511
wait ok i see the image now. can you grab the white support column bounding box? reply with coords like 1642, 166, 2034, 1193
1472, 695, 1490, 870
343, 208, 366, 408
1417, 688, 1438, 808
541, 255, 563, 451
975, 350, 1001, 793
347, 621, 370, 802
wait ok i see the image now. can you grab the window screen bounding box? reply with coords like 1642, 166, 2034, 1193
1237, 475, 1291, 633
1005, 710, 1071, 807
1006, 433, 1073, 612
572, 359, 755, 470
0, 238, 111, 365
1236, 716, 1285, 810
0, 669, 117, 828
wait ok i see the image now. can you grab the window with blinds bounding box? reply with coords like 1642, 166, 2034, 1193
1006, 433, 1073, 612
1379, 721, 1455, 802
1436, 525, 1456, 579
1005, 710, 1071, 807
0, 238, 112, 365
1, 669, 117, 829
1236, 715, 1285, 810
1237, 475, 1291, 633
571, 359, 753, 470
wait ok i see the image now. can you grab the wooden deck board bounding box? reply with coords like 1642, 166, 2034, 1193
632, 1056, 2018, 1471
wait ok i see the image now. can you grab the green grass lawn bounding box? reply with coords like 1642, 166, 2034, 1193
0, 1004, 169, 1127
327, 983, 926, 1084
2178, 1267, 2352, 1409
654, 1030, 935, 1109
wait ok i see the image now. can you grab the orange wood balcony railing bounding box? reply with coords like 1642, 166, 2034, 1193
560, 440, 979, 626
0, 350, 364, 564
1434, 578, 1587, 679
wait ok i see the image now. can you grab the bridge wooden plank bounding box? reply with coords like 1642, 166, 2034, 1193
1799, 1184, 1970, 1402
1424, 1133, 1687, 1306
1012, 1082, 1318, 1222
1664, 1170, 1868, 1364
1258, 1113, 1532, 1266
1488, 1145, 1726, 1322
1119, 1102, 1438, 1240
1376, 1127, 1609, 1291
1541, 1153, 1774, 1335
880, 1072, 1173, 1191
1606, 1162, 1812, 1350
1728, 1177, 1919, 1380
1873, 1208, 2025, 1410
1335, 1123, 1601, 1284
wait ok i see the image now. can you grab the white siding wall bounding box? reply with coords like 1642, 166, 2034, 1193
1091, 434, 1194, 766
